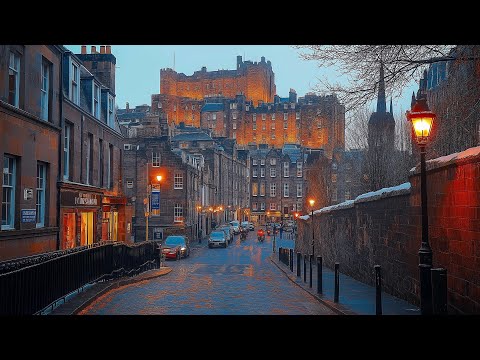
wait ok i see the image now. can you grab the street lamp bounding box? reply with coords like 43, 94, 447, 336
406, 94, 436, 315
309, 199, 315, 256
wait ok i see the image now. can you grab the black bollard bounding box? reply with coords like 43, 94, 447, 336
317, 256, 322, 294
431, 268, 448, 315
309, 254, 313, 288
290, 249, 294, 272
279, 247, 282, 262
303, 255, 307, 283
296, 252, 301, 277
334, 263, 340, 303
374, 265, 382, 315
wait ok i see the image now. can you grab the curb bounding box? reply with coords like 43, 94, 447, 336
62, 267, 172, 315
270, 257, 356, 315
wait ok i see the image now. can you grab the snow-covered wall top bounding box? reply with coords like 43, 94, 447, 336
299, 182, 411, 220
410, 145, 480, 175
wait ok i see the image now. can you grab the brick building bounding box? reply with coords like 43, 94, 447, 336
59, 45, 131, 249
0, 45, 63, 260
249, 144, 305, 225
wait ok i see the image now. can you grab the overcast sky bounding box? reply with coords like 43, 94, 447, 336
66, 45, 418, 116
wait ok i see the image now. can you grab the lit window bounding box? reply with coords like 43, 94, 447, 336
2, 156, 16, 229
8, 52, 20, 107
252, 182, 258, 196
36, 163, 46, 227
252, 202, 257, 211
174, 173, 183, 189
270, 183, 276, 197
152, 152, 160, 167
174, 204, 183, 222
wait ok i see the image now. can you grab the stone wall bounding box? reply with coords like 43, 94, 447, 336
296, 146, 480, 313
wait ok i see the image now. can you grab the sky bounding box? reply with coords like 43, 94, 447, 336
65, 45, 418, 115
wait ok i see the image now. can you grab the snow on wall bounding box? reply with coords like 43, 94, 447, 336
299, 182, 411, 221
410, 145, 480, 174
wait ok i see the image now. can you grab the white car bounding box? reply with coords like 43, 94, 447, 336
229, 220, 240, 234
208, 231, 228, 248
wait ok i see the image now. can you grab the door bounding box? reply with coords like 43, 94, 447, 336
81, 211, 94, 246
63, 213, 76, 249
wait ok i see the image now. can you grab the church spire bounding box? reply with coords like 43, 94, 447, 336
376, 61, 386, 113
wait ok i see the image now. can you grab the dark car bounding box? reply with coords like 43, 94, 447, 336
162, 236, 190, 260
217, 225, 234, 243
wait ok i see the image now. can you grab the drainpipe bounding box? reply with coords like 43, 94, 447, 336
56, 45, 64, 251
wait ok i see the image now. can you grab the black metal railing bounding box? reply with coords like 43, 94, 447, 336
0, 241, 159, 315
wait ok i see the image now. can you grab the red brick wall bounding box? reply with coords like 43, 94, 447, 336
296, 147, 480, 313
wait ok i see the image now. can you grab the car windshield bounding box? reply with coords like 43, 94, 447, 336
230, 221, 239, 226
165, 236, 185, 246
210, 232, 225, 239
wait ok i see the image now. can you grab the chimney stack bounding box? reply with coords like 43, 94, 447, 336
91, 45, 97, 54
81, 45, 87, 54
126, 102, 130, 111
100, 46, 106, 54
106, 45, 111, 54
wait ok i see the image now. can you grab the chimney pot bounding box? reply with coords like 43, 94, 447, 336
106, 45, 111, 54
100, 46, 106, 54
81, 45, 87, 54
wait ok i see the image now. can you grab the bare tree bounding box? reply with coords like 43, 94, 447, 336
292, 45, 472, 111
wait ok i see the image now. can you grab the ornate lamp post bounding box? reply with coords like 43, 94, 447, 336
406, 95, 436, 315
308, 199, 315, 256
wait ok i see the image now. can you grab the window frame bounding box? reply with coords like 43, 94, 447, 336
283, 162, 289, 177
296, 183, 302, 198
2, 155, 16, 230
63, 123, 71, 180
174, 204, 183, 223
270, 183, 276, 197
40, 59, 50, 121
8, 51, 20, 107
174, 172, 184, 189
283, 183, 289, 198
36, 162, 46, 228
70, 60, 80, 105
296, 161, 302, 177
270, 167, 276, 177
152, 151, 160, 167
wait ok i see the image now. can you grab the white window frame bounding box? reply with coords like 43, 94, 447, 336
253, 121, 257, 130
41, 61, 49, 121
262, 113, 266, 120
272, 113, 276, 120
260, 182, 265, 197
252, 202, 257, 211
233, 131, 236, 139
108, 95, 115, 128
174, 172, 183, 189
213, 113, 217, 120
262, 121, 266, 130
174, 204, 183, 223
270, 158, 276, 166
233, 122, 237, 130
9, 52, 20, 107
93, 83, 100, 119
253, 168, 258, 177
2, 156, 16, 230
283, 113, 288, 120
296, 161, 302, 177
283, 162, 289, 177
152, 152, 160, 167
233, 112, 237, 120
283, 183, 289, 198
296, 112, 300, 120
260, 159, 265, 166
253, 114, 257, 121
70, 60, 80, 105
270, 203, 277, 211
271, 122, 275, 130
64, 124, 71, 180
270, 183, 276, 197
36, 163, 46, 228
270, 167, 276, 177
297, 183, 302, 198
284, 120, 288, 129
260, 167, 265, 178
260, 202, 265, 211
252, 159, 257, 165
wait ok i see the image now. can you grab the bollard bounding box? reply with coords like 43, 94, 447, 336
431, 268, 448, 315
296, 252, 301, 277
309, 254, 313, 288
374, 265, 382, 315
334, 263, 340, 303
279, 247, 282, 262
317, 256, 322, 294
290, 249, 294, 272
303, 255, 307, 283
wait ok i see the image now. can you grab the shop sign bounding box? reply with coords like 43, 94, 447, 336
62, 191, 101, 207
151, 190, 160, 210
21, 209, 36, 223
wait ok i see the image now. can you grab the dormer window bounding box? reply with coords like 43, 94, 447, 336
70, 61, 80, 105
93, 83, 100, 119
107, 94, 115, 128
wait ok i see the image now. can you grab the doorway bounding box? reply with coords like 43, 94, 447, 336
80, 211, 94, 246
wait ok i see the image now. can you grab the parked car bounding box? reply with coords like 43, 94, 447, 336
208, 231, 228, 248
217, 225, 234, 243
229, 221, 240, 234
162, 235, 190, 260
248, 222, 254, 231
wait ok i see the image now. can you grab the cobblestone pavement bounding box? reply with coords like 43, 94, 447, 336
80, 230, 335, 315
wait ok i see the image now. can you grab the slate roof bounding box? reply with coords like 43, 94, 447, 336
201, 103, 224, 112
171, 132, 213, 142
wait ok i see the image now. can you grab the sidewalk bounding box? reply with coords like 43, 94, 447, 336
271, 250, 420, 315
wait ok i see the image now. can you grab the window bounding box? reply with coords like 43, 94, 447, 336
233, 122, 237, 130
345, 190, 351, 200
192, 104, 195, 110
284, 121, 288, 129
272, 113, 276, 120
297, 183, 302, 197
297, 202, 302, 211
283, 113, 288, 120
283, 183, 289, 197
271, 134, 276, 139
2, 156, 16, 229
253, 114, 257, 121
283, 162, 289, 177
70, 61, 79, 105
332, 187, 337, 201
158, 102, 162, 108
332, 163, 338, 171
152, 152, 160, 167
36, 163, 46, 227
284, 103, 288, 110
270, 183, 276, 197
233, 113, 237, 120
174, 204, 183, 223
8, 52, 20, 107
260, 182, 265, 196
270, 167, 276, 177
99, 139, 104, 186
332, 174, 337, 183
93, 84, 100, 119
260, 167, 265, 177
291, 103, 295, 109
260, 202, 265, 211
233, 131, 236, 139
40, 60, 50, 121
252, 159, 257, 165
270, 158, 276, 166
270, 203, 277, 211
271, 122, 275, 130
253, 168, 258, 177
173, 104, 177, 111
252, 202, 257, 211
317, 119, 322, 128
296, 112, 300, 120
262, 121, 266, 130
108, 144, 113, 189
262, 114, 266, 120
126, 180, 134, 189
64, 123, 71, 180
246, 105, 250, 111
260, 159, 265, 166
174, 173, 183, 189
252, 182, 258, 196
86, 134, 93, 185
212, 113, 217, 120
296, 161, 302, 177
108, 95, 115, 128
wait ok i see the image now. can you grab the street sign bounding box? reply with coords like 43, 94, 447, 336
151, 190, 160, 210
21, 209, 36, 223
